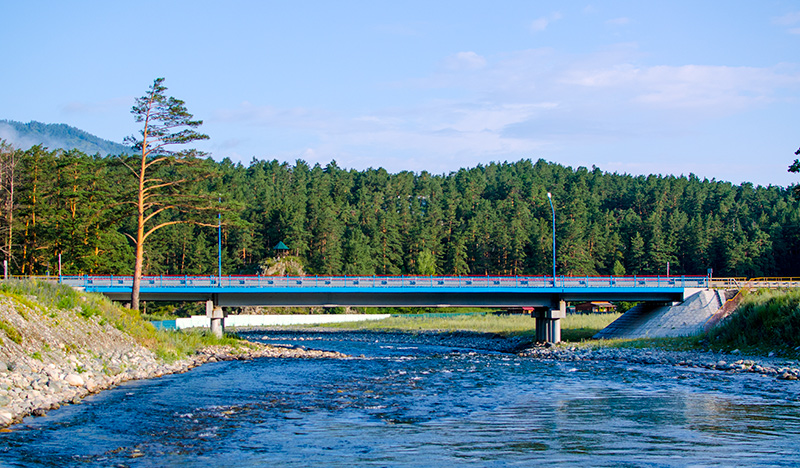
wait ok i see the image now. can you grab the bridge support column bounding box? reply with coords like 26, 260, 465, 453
206, 298, 224, 338
534, 300, 566, 343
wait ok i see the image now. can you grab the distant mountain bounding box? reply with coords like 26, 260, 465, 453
0, 120, 133, 156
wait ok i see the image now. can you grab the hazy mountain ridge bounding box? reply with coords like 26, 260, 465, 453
0, 120, 133, 156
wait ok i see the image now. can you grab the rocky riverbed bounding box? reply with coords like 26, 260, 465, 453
520, 344, 800, 381
246, 328, 800, 382
245, 327, 533, 354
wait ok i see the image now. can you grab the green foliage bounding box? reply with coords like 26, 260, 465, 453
0, 319, 22, 344
153, 329, 242, 363
416, 249, 437, 276
612, 260, 626, 276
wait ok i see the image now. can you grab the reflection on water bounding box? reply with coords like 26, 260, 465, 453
2, 332, 800, 467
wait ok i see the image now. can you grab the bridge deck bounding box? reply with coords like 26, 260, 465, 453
60, 275, 708, 308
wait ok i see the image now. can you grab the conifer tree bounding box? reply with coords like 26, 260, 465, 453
122, 77, 214, 310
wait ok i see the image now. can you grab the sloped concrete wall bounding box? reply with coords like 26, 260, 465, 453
594, 289, 732, 339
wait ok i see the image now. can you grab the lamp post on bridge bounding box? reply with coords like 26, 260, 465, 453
547, 192, 556, 286
218, 195, 222, 285
534, 191, 564, 344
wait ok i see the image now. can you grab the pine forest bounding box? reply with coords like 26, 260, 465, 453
1, 142, 797, 280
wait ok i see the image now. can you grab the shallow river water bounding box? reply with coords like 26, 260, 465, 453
3, 331, 800, 467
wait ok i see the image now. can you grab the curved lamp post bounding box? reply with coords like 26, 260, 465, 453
547, 192, 556, 286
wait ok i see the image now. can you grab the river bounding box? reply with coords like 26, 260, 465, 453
2, 331, 800, 467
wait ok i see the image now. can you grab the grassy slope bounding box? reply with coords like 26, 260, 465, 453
0, 279, 240, 362
705, 289, 800, 355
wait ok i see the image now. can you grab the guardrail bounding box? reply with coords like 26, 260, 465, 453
746, 277, 800, 289
708, 277, 747, 288
57, 275, 710, 289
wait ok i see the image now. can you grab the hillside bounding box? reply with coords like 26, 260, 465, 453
0, 119, 133, 155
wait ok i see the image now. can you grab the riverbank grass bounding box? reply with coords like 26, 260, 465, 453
300, 312, 622, 342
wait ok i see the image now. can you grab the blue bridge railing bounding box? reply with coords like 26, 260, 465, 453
59, 275, 709, 290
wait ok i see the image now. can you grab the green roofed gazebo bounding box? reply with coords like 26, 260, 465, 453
273, 241, 289, 257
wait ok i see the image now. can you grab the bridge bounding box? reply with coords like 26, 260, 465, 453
60, 275, 710, 343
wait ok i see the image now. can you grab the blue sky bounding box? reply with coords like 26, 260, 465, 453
2, 1, 799, 186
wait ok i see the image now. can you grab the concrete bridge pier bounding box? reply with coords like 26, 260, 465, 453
206, 297, 225, 338
534, 300, 566, 343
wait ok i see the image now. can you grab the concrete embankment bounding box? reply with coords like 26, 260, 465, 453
0, 293, 346, 428
594, 289, 737, 339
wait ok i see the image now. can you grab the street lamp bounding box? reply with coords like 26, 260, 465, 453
218, 195, 222, 286
547, 192, 556, 285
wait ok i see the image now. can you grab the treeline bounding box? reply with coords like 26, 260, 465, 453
1, 141, 799, 278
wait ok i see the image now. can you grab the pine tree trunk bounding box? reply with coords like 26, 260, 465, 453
131, 141, 147, 311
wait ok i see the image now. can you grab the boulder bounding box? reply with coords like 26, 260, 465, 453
64, 374, 85, 387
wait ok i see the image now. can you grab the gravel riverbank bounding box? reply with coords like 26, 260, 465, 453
0, 342, 346, 428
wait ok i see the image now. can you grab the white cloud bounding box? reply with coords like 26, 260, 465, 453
560, 63, 800, 111
773, 11, 800, 34
444, 51, 487, 71
530, 12, 562, 32
773, 11, 800, 25
205, 45, 800, 184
